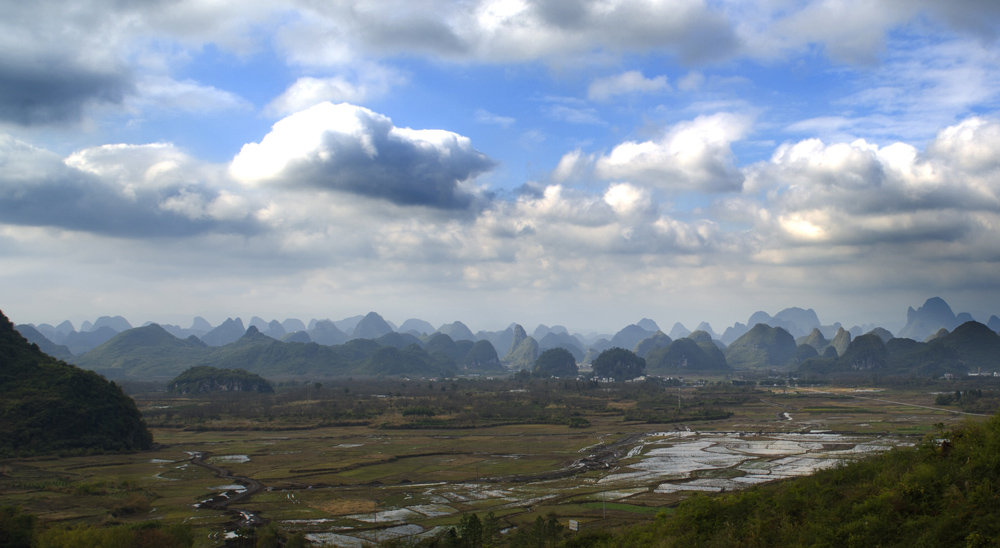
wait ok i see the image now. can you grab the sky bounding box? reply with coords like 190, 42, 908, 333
1, 0, 999, 335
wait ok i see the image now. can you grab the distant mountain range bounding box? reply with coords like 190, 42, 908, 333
13, 297, 1000, 379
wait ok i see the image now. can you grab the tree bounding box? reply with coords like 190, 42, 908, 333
482, 512, 500, 547
533, 348, 578, 378
591, 347, 645, 381
459, 513, 483, 548
0, 506, 35, 548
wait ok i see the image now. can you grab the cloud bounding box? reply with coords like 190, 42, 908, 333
0, 136, 258, 237
551, 149, 593, 183
0, 59, 132, 126
926, 116, 1000, 174
230, 102, 496, 210
474, 109, 516, 128
132, 77, 252, 113
545, 104, 605, 125
275, 0, 738, 66
263, 67, 405, 117
676, 71, 703, 91
0, 0, 270, 126
595, 112, 751, 192
587, 70, 669, 101
748, 118, 1000, 250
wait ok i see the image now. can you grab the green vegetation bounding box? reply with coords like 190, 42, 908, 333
72, 324, 208, 377
0, 311, 152, 457
35, 521, 193, 548
168, 366, 273, 394
598, 415, 1000, 548
3, 371, 998, 546
362, 344, 456, 377
461, 340, 504, 372
76, 325, 505, 380
645, 338, 729, 374
633, 331, 672, 358
591, 348, 645, 381
506, 336, 540, 370
534, 348, 579, 378
724, 323, 797, 369
798, 321, 1000, 378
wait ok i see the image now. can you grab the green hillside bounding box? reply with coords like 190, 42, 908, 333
724, 324, 797, 369
646, 338, 729, 374
935, 321, 1000, 371
362, 344, 455, 376
0, 310, 152, 456
168, 365, 274, 394
603, 415, 1000, 548
74, 324, 208, 377
798, 321, 999, 377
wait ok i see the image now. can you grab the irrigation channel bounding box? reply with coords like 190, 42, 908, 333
186, 429, 912, 547
188, 451, 265, 538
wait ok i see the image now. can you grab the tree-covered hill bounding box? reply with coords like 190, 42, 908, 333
362, 344, 456, 377
460, 339, 504, 372
74, 324, 208, 378
599, 415, 1000, 548
724, 323, 798, 369
798, 321, 1000, 377
645, 337, 730, 374
13, 324, 75, 362
591, 347, 645, 381
0, 310, 152, 456
168, 365, 274, 394
74, 324, 470, 379
533, 347, 578, 378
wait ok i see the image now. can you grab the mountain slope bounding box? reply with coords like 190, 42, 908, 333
75, 324, 208, 378
724, 324, 798, 369
0, 310, 152, 456
14, 324, 75, 361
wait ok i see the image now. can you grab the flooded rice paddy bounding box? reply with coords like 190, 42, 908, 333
287, 430, 909, 547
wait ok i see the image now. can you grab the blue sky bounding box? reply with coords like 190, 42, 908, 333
1, 0, 999, 334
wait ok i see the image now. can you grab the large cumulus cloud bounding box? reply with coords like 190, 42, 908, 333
230, 102, 496, 210
594, 113, 750, 192
0, 136, 259, 237
748, 117, 1000, 252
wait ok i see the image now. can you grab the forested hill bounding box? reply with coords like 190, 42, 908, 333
169, 365, 274, 394
0, 310, 152, 456
596, 415, 1000, 548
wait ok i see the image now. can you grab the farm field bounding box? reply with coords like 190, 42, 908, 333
0, 380, 989, 547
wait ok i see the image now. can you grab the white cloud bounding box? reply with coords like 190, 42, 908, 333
231, 102, 495, 209
131, 76, 252, 113
263, 66, 405, 117
595, 112, 751, 192
926, 116, 1000, 174
0, 136, 258, 236
6, 113, 1000, 332
544, 104, 605, 125
749, 118, 1000, 250
587, 70, 669, 101
604, 182, 652, 217
551, 149, 593, 183
676, 71, 704, 91
474, 109, 516, 128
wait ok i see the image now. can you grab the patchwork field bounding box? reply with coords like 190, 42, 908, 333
0, 381, 988, 547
